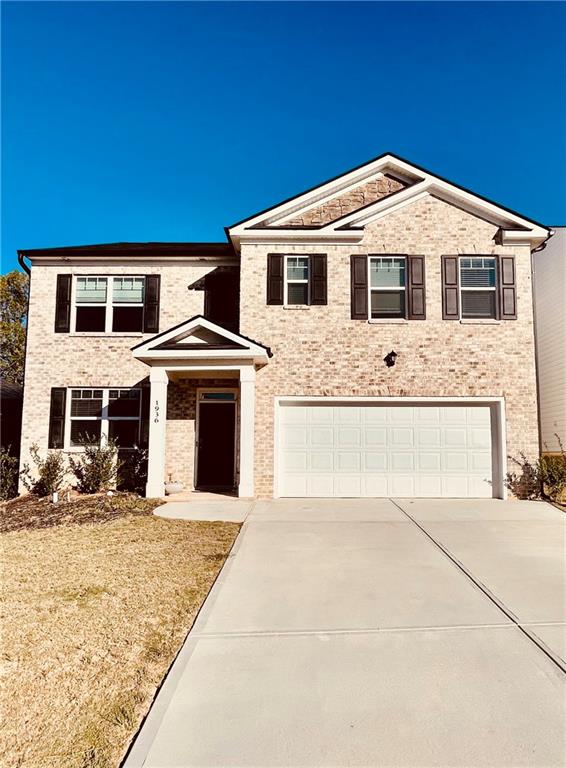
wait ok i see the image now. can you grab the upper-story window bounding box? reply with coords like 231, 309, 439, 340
285, 256, 309, 305
369, 257, 406, 319
69, 388, 141, 447
74, 276, 145, 332
459, 258, 497, 319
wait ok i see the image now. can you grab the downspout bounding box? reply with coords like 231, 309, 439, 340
16, 250, 31, 493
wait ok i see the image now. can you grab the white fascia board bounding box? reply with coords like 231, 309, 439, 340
133, 348, 267, 361
29, 256, 238, 267
236, 230, 364, 245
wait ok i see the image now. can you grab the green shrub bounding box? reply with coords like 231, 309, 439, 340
505, 436, 566, 502
0, 446, 19, 500
69, 439, 120, 494
20, 444, 67, 497
117, 447, 148, 495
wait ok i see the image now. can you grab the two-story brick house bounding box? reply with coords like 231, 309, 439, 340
18, 153, 551, 499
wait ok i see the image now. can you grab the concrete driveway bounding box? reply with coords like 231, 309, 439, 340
125, 499, 566, 767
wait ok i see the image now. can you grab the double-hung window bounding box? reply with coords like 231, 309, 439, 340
69, 388, 141, 448
369, 257, 406, 319
459, 257, 497, 319
285, 256, 309, 305
74, 276, 145, 332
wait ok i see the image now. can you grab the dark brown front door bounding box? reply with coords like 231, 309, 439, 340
196, 402, 236, 489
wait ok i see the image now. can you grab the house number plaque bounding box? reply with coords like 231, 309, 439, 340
154, 400, 160, 423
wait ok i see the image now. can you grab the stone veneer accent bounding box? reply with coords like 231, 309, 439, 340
284, 174, 407, 226
239, 194, 540, 498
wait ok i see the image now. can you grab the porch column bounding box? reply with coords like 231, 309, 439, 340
238, 365, 256, 497
145, 367, 169, 498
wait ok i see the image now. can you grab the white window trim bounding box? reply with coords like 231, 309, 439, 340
65, 387, 142, 451
284, 255, 310, 307
368, 255, 407, 320
459, 257, 498, 320
70, 275, 145, 335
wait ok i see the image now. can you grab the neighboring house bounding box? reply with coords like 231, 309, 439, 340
532, 227, 566, 454
18, 153, 552, 499
0, 379, 23, 460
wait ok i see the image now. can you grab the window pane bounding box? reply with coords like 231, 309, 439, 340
76, 277, 107, 304
75, 306, 106, 332
112, 306, 144, 332
370, 258, 405, 288
71, 394, 103, 417
70, 420, 101, 446
113, 277, 145, 304
108, 390, 140, 417
370, 290, 405, 318
286, 257, 309, 281
287, 283, 308, 305
461, 290, 496, 318
460, 258, 496, 287
109, 419, 139, 448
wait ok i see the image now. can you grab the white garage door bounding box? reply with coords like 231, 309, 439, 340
277, 403, 494, 498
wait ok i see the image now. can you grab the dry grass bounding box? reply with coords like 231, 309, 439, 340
0, 495, 240, 768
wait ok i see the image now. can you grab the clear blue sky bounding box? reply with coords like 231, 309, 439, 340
2, 1, 565, 273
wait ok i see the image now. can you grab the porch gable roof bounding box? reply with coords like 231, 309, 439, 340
131, 315, 271, 364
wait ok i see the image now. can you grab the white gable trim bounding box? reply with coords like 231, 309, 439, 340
228, 154, 549, 248
131, 315, 270, 364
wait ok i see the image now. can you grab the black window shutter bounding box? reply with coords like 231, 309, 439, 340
350, 255, 368, 319
48, 388, 67, 449
309, 254, 327, 305
499, 256, 517, 320
143, 275, 160, 333
266, 254, 284, 305
407, 255, 426, 320
139, 385, 150, 448
442, 256, 460, 320
54, 274, 72, 333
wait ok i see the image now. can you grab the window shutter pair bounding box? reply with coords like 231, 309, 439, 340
441, 255, 517, 320
54, 274, 161, 333
350, 255, 426, 320
266, 254, 327, 305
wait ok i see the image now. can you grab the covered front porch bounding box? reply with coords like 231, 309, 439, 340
131, 316, 270, 498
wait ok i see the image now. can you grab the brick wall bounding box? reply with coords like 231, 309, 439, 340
239, 195, 539, 497
19, 262, 220, 487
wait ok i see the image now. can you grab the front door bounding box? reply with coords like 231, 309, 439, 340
196, 394, 236, 489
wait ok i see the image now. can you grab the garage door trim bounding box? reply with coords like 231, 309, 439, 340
274, 396, 507, 499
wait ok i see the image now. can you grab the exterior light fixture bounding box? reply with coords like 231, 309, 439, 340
384, 350, 398, 368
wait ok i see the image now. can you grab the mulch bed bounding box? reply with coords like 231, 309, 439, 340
0, 492, 160, 534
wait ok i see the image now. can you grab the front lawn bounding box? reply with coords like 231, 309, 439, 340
0, 494, 240, 768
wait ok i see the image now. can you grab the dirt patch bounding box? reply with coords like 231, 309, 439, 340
0, 504, 240, 767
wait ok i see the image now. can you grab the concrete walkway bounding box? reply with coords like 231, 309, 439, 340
125, 499, 565, 767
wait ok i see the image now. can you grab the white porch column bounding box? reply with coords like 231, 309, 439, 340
238, 365, 256, 498
145, 367, 169, 498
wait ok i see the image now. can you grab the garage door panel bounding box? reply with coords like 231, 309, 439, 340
310, 451, 333, 471
337, 428, 361, 447
444, 428, 468, 448
311, 427, 333, 446
336, 452, 361, 472
278, 403, 494, 498
364, 427, 387, 447
363, 452, 387, 471
417, 428, 441, 447
390, 428, 414, 447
